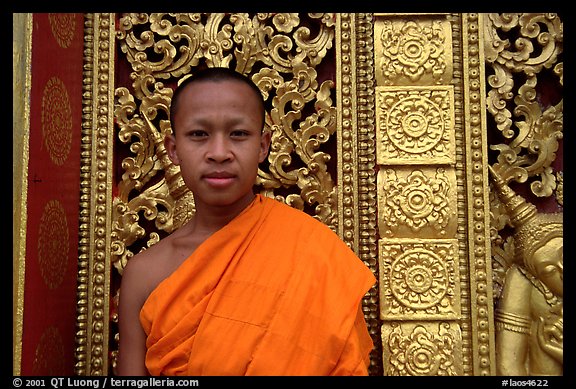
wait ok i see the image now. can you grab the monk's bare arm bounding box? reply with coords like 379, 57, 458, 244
117, 257, 150, 376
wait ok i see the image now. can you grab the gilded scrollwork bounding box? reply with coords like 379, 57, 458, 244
484, 13, 563, 197
258, 61, 338, 221
555, 171, 562, 206
112, 80, 185, 272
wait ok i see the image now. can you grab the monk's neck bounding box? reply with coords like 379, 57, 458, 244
190, 194, 255, 234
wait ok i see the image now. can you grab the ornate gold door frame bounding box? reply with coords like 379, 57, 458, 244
74, 13, 116, 375
74, 13, 562, 376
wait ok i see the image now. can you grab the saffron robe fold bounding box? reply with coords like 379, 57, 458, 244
140, 195, 376, 376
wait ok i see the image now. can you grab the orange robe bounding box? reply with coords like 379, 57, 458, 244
140, 194, 376, 376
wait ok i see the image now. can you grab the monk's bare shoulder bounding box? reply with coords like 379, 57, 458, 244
120, 236, 180, 306
121, 223, 206, 305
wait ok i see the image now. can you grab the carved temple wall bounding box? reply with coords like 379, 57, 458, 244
13, 13, 563, 376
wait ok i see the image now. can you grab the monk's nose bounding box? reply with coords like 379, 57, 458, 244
206, 135, 232, 162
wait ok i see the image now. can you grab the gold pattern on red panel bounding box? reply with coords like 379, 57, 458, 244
32, 326, 65, 375
48, 13, 76, 49
37, 200, 69, 289
41, 77, 72, 166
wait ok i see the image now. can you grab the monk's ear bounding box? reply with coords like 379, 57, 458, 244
259, 129, 272, 163
165, 133, 180, 165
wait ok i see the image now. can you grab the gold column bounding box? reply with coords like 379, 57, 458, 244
336, 13, 381, 373
74, 13, 116, 376
373, 13, 495, 375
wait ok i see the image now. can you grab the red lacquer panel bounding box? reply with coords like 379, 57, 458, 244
20, 13, 84, 376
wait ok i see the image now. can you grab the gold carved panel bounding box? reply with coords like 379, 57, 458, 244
375, 86, 456, 165
378, 167, 458, 238
374, 13, 492, 376
379, 238, 461, 320
381, 321, 463, 375
74, 12, 562, 376
373, 17, 453, 86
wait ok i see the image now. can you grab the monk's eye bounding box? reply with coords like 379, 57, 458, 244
230, 130, 250, 138
188, 130, 208, 138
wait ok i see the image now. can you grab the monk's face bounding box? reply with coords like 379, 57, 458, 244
165, 79, 270, 210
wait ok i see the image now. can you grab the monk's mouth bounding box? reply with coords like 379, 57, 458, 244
203, 176, 236, 188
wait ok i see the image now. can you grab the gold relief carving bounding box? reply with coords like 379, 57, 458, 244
48, 13, 76, 48
33, 326, 65, 375
373, 13, 481, 375
382, 321, 463, 376
112, 82, 185, 272
379, 239, 460, 320
489, 168, 563, 375
258, 60, 337, 221
116, 13, 334, 80
484, 13, 563, 197
372, 13, 496, 375
41, 76, 72, 166
378, 167, 457, 238
375, 86, 455, 165
374, 16, 453, 86
555, 171, 562, 206
37, 199, 69, 289
485, 13, 563, 376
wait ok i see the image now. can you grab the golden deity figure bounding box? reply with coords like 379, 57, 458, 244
490, 167, 563, 376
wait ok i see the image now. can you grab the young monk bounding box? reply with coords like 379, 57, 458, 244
117, 67, 376, 376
